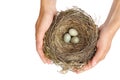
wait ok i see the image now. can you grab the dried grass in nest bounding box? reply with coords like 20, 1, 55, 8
43, 8, 98, 73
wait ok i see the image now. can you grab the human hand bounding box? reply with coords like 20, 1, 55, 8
35, 0, 56, 63
74, 24, 114, 73
74, 0, 120, 73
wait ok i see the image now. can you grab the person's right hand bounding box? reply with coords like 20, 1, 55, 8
35, 0, 56, 63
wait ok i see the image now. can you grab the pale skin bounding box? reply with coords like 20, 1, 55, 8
35, 0, 120, 73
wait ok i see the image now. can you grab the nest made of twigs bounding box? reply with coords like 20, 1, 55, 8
43, 7, 98, 73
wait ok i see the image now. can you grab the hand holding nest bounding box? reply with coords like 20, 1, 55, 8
36, 0, 120, 73
80, 0, 120, 72
35, 0, 56, 63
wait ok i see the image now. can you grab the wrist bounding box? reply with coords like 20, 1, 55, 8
40, 7, 56, 16
103, 22, 119, 37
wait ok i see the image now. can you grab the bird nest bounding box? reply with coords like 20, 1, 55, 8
43, 8, 98, 73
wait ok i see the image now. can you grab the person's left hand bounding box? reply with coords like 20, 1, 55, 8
74, 24, 114, 73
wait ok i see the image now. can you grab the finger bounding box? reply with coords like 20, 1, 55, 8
37, 47, 51, 64
35, 14, 54, 64
91, 45, 106, 67
72, 62, 91, 73
72, 68, 84, 74
75, 70, 84, 74
36, 41, 51, 64
83, 61, 93, 71
83, 41, 106, 70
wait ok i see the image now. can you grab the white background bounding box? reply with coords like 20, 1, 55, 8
0, 0, 120, 80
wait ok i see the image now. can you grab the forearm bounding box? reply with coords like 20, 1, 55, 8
40, 0, 56, 15
104, 0, 120, 34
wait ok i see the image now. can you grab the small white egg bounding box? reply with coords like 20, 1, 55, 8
63, 33, 71, 43
69, 28, 78, 36
71, 36, 79, 44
